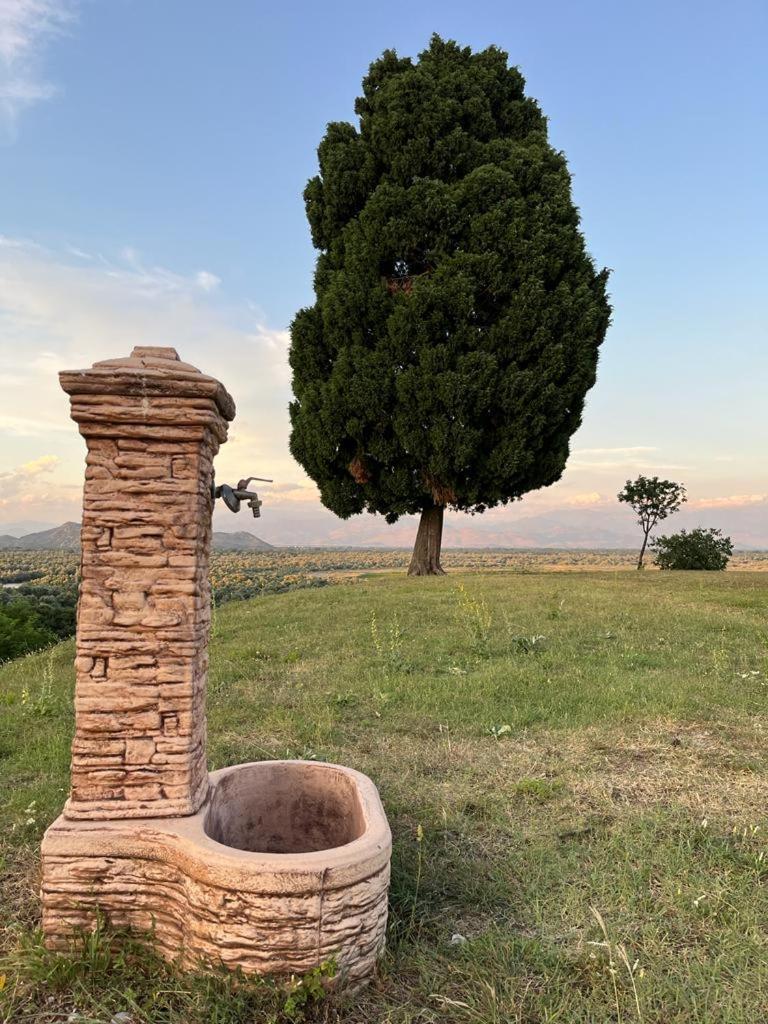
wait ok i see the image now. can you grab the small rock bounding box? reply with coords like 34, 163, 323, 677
450, 932, 467, 946
111, 1014, 134, 1024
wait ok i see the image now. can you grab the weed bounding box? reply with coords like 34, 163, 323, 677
370, 609, 407, 673
589, 907, 644, 1023
285, 746, 325, 762
407, 823, 425, 939
446, 663, 467, 675
548, 595, 567, 620
437, 722, 452, 757
488, 723, 512, 740
210, 585, 218, 639
20, 648, 58, 717
282, 959, 337, 1020
455, 583, 492, 656
511, 777, 565, 802
510, 633, 547, 654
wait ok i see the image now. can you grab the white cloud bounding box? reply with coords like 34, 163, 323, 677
0, 453, 58, 477
0, 235, 302, 525
195, 270, 221, 292
573, 446, 657, 456
567, 446, 683, 473
0, 453, 59, 504
100, 248, 225, 301
0, 232, 44, 250
564, 491, 603, 506
692, 494, 767, 509
65, 244, 93, 260
0, 0, 75, 136
569, 459, 692, 472
568, 445, 691, 473
0, 413, 71, 436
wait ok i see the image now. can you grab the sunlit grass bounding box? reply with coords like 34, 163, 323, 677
2, 569, 768, 1022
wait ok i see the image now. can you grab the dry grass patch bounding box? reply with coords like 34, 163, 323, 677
355, 715, 768, 829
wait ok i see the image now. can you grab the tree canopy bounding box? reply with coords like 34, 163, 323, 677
618, 475, 687, 569
289, 35, 611, 572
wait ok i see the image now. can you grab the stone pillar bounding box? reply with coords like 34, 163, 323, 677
59, 346, 234, 819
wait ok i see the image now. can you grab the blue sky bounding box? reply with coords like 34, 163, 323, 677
0, 0, 766, 545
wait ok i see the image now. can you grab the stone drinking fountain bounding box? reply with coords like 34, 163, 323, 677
41, 347, 391, 987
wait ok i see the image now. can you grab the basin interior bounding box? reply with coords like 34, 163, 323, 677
204, 762, 367, 853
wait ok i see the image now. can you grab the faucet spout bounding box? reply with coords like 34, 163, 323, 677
212, 474, 272, 517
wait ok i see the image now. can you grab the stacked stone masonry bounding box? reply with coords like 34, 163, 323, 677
60, 347, 234, 819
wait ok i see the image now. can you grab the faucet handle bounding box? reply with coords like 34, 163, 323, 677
212, 473, 271, 518
215, 482, 241, 513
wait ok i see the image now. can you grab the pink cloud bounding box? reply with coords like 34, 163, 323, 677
691, 494, 767, 509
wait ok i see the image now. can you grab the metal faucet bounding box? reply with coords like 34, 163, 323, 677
211, 475, 272, 518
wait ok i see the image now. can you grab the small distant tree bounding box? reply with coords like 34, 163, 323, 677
618, 475, 686, 569
652, 528, 733, 571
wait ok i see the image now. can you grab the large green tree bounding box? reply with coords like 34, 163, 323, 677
289, 35, 611, 574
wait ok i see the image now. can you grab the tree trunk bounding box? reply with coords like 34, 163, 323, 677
408, 505, 446, 576
637, 531, 650, 569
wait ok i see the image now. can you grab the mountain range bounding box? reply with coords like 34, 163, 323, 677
1, 499, 766, 551
0, 523, 273, 552
214, 501, 768, 550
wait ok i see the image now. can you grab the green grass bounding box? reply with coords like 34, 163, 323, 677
2, 569, 768, 1022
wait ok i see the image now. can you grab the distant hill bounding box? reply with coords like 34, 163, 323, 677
0, 523, 272, 552
0, 522, 82, 550
211, 531, 273, 551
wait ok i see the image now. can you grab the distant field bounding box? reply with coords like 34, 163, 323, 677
2, 545, 767, 595
2, 569, 768, 1022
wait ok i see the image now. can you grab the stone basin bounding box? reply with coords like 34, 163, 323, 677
42, 761, 391, 985
205, 760, 368, 853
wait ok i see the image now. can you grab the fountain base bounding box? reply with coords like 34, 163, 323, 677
41, 761, 391, 988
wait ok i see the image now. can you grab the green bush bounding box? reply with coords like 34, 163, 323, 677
15, 584, 78, 639
652, 528, 733, 570
0, 584, 77, 661
0, 599, 56, 661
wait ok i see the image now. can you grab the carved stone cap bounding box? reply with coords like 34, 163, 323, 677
60, 346, 236, 421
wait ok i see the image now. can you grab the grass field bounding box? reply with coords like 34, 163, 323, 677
2, 569, 768, 1022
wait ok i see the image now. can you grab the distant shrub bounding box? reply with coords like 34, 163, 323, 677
652, 528, 733, 571
0, 584, 77, 661
0, 570, 44, 584
0, 599, 56, 662
16, 584, 78, 638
